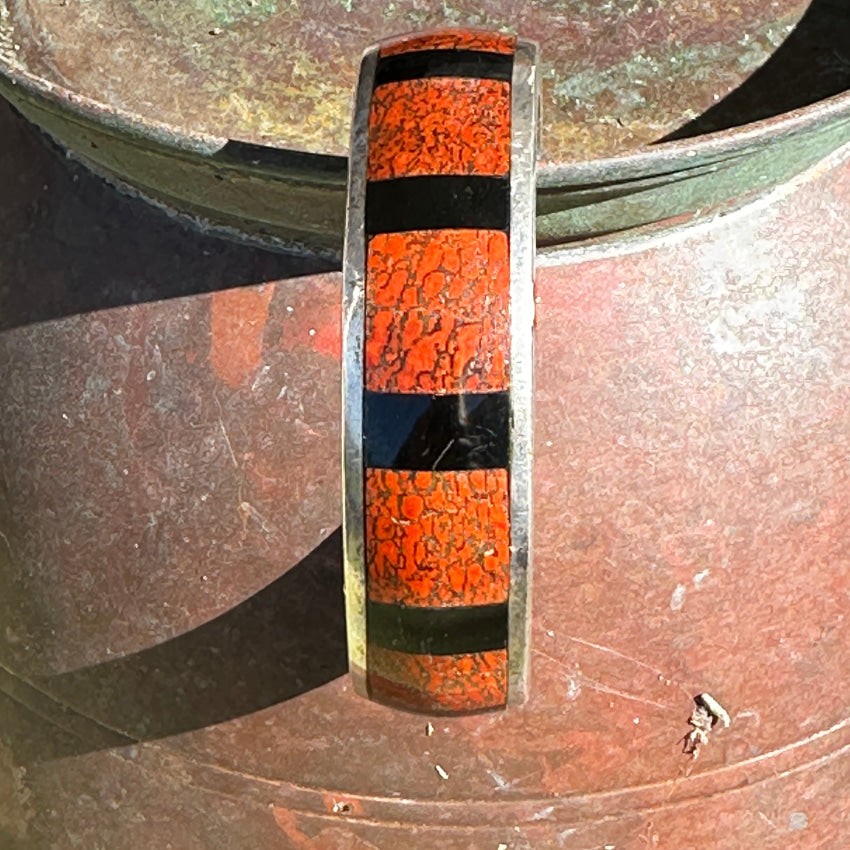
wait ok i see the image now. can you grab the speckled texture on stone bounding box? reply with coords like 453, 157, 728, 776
365, 229, 510, 393
367, 646, 508, 712
365, 468, 510, 607
367, 78, 510, 180
378, 28, 516, 57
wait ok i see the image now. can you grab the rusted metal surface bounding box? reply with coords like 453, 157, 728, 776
2, 0, 849, 253
2, 95, 850, 846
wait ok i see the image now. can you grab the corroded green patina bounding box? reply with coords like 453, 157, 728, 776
0, 0, 810, 160
0, 0, 848, 255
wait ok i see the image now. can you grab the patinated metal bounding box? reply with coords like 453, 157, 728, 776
1, 1, 850, 847
1, 0, 849, 253
0, 0, 813, 159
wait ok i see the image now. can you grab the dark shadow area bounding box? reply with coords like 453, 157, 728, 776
662, 0, 850, 141
215, 138, 348, 177
0, 102, 336, 331
1, 529, 346, 764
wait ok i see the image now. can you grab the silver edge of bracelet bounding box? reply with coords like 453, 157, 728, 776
342, 45, 379, 696
508, 39, 539, 706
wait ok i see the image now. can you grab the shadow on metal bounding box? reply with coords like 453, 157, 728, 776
662, 0, 850, 140
1, 529, 346, 764
0, 103, 335, 332
532, 0, 850, 247
215, 138, 347, 179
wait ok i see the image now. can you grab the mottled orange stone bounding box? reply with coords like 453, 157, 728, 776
365, 468, 510, 607
379, 29, 516, 57
367, 646, 508, 713
367, 78, 510, 180
365, 229, 510, 393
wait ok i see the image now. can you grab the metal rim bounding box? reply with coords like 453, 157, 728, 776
2, 36, 849, 255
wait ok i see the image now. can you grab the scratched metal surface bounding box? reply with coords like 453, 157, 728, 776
2, 98, 850, 847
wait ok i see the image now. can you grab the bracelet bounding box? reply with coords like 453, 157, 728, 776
343, 28, 539, 713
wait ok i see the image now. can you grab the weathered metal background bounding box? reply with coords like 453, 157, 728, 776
2, 0, 850, 253
0, 0, 814, 160
2, 0, 850, 845
2, 87, 850, 845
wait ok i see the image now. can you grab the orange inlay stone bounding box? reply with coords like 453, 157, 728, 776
367, 78, 510, 180
365, 468, 510, 607
367, 646, 508, 713
379, 29, 516, 57
365, 229, 510, 393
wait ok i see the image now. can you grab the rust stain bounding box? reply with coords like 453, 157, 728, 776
209, 285, 275, 387
272, 806, 379, 849
272, 807, 314, 849
310, 302, 342, 358
320, 792, 364, 817
275, 296, 341, 359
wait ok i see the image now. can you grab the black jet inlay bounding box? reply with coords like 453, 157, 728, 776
366, 175, 510, 235
367, 601, 508, 655
373, 49, 514, 88
363, 391, 510, 470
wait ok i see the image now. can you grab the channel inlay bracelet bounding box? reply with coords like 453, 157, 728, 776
343, 28, 539, 713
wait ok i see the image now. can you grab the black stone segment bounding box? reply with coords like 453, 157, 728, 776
365, 175, 510, 235
367, 601, 508, 655
363, 391, 510, 470
373, 49, 514, 88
